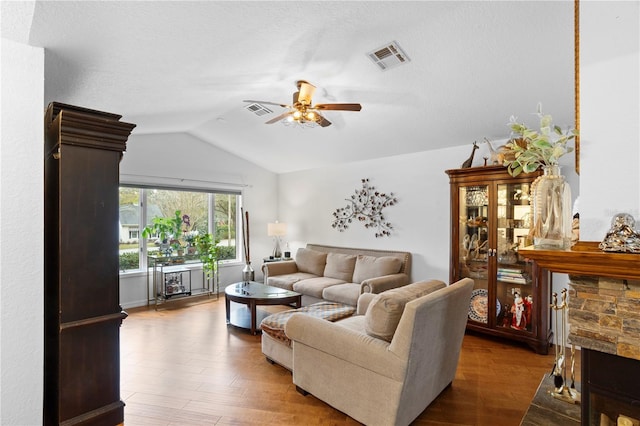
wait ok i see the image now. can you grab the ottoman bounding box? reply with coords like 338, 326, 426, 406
260, 301, 355, 370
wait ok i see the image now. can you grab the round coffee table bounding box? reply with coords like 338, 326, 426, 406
225, 281, 302, 335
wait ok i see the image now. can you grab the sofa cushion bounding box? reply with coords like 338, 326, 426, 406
295, 248, 328, 276
352, 255, 403, 284
267, 272, 318, 291
293, 277, 346, 299
365, 279, 446, 342
323, 252, 357, 282
322, 283, 361, 306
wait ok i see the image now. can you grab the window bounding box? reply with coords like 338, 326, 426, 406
118, 186, 240, 272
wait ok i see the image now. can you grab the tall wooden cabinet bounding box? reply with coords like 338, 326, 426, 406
445, 166, 551, 354
44, 103, 135, 425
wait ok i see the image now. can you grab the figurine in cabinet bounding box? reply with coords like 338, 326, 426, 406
511, 292, 527, 330
524, 295, 533, 330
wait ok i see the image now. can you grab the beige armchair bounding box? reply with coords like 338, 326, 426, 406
285, 278, 474, 426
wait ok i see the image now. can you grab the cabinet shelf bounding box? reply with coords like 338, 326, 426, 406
446, 166, 550, 354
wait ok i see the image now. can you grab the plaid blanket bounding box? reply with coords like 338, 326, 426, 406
260, 302, 356, 346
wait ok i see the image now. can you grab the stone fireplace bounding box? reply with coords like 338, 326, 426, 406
520, 241, 640, 426
568, 275, 640, 425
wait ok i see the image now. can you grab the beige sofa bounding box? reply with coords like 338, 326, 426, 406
262, 243, 411, 306
284, 278, 474, 426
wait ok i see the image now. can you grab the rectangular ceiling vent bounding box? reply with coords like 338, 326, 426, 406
367, 41, 410, 71
245, 103, 273, 117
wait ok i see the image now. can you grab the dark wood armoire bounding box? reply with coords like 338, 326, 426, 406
44, 102, 135, 425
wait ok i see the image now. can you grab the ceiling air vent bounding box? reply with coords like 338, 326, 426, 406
367, 41, 410, 71
245, 103, 273, 117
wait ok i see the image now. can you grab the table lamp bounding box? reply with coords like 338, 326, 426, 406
267, 221, 287, 258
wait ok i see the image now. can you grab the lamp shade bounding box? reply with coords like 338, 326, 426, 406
267, 222, 287, 237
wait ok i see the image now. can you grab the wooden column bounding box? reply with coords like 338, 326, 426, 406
44, 102, 135, 425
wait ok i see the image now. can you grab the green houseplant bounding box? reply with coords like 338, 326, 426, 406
503, 104, 577, 249
193, 232, 220, 280
142, 210, 188, 255
502, 104, 577, 177
142, 210, 185, 243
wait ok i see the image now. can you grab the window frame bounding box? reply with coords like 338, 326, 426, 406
119, 184, 243, 275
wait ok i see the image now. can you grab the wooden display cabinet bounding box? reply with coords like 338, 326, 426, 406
445, 166, 551, 354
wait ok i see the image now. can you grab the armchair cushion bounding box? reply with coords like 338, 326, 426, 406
365, 279, 446, 342
323, 252, 357, 282
352, 255, 403, 283
295, 248, 327, 276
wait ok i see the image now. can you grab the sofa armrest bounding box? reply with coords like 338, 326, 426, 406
356, 293, 376, 315
360, 273, 409, 294
285, 313, 406, 381
262, 260, 299, 280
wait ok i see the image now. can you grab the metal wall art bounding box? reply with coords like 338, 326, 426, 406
331, 178, 397, 237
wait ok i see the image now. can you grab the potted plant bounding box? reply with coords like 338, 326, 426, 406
502, 103, 577, 177
502, 104, 578, 249
193, 232, 220, 280
142, 210, 187, 254
184, 230, 199, 254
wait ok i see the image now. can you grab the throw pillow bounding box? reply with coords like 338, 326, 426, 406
352, 255, 403, 283
365, 279, 446, 342
323, 252, 357, 282
295, 248, 327, 276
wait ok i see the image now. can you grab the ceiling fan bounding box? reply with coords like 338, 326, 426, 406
243, 80, 362, 128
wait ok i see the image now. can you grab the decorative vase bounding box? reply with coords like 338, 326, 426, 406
242, 262, 254, 282
530, 165, 572, 249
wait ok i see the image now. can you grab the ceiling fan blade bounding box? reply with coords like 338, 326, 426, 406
243, 100, 290, 108
265, 111, 293, 124
315, 112, 332, 127
296, 80, 316, 105
314, 103, 362, 111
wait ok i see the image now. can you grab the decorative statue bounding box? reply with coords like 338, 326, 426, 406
483, 138, 508, 165
599, 213, 640, 253
511, 292, 527, 330
460, 141, 478, 168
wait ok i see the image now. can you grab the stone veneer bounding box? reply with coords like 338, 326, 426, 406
568, 275, 640, 361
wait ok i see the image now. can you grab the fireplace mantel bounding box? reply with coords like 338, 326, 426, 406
518, 241, 640, 280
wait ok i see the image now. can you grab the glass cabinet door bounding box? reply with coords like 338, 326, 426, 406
458, 185, 490, 324
495, 182, 534, 332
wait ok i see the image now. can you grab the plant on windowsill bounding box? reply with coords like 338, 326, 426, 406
142, 210, 188, 256
184, 230, 199, 254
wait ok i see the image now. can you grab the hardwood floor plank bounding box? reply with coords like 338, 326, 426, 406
121, 298, 576, 425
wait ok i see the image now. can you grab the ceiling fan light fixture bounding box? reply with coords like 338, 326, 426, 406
244, 80, 361, 128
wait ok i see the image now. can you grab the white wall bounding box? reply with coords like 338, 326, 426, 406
118, 132, 279, 307
280, 146, 465, 282
0, 38, 44, 426
580, 1, 640, 239
279, 140, 579, 285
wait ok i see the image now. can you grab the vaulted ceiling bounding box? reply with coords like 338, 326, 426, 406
2, 1, 576, 173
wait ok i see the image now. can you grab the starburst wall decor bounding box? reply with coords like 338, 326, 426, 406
331, 178, 398, 237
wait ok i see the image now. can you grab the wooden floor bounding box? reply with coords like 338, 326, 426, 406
121, 296, 578, 426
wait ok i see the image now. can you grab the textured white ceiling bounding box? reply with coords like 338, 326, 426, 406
3, 1, 576, 173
